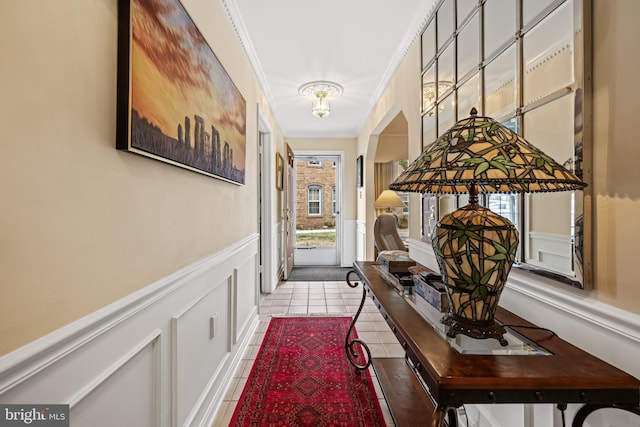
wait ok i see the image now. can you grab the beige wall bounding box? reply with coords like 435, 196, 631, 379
356, 0, 640, 315
356, 41, 422, 260
0, 0, 282, 355
590, 0, 640, 312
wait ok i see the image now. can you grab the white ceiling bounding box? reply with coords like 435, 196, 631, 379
223, 0, 438, 138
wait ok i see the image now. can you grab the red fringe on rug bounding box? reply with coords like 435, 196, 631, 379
230, 316, 385, 426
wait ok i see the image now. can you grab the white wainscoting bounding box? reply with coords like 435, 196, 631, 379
525, 231, 573, 276
409, 238, 640, 427
274, 221, 284, 285
0, 234, 260, 427
342, 219, 356, 267
356, 220, 366, 262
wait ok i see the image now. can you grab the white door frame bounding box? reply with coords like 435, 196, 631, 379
257, 105, 276, 293
293, 150, 345, 266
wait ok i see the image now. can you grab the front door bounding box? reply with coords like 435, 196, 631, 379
294, 154, 341, 266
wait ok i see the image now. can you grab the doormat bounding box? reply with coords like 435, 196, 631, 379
287, 266, 353, 282
230, 316, 384, 426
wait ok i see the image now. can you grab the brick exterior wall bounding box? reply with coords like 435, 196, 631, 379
295, 160, 336, 229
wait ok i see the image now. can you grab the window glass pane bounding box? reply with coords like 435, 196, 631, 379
438, 42, 455, 89
457, 13, 480, 81
523, 0, 556, 28
523, 94, 575, 275
457, 0, 478, 25
422, 65, 437, 114
523, 1, 574, 106
422, 112, 437, 148
484, 44, 516, 118
457, 73, 480, 118
486, 194, 519, 228
437, 93, 456, 136
523, 94, 574, 164
422, 19, 436, 70
438, 0, 454, 49
308, 186, 321, 215
484, 0, 516, 59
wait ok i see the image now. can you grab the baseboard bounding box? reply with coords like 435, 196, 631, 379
0, 234, 260, 427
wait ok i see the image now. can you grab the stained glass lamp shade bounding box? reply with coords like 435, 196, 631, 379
389, 108, 586, 345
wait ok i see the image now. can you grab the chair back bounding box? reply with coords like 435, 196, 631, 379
374, 214, 407, 253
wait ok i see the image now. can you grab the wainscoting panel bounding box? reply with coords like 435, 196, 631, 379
0, 234, 260, 427
172, 276, 232, 426
525, 232, 572, 276
343, 219, 356, 267
356, 220, 366, 261
70, 331, 161, 426
235, 254, 258, 343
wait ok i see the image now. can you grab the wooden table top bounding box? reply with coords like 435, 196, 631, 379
352, 261, 640, 407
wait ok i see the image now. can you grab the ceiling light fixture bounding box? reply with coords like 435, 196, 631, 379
298, 81, 343, 118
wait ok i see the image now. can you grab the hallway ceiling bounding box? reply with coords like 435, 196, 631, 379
223, 0, 437, 138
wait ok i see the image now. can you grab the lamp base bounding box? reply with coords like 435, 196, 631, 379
442, 313, 508, 346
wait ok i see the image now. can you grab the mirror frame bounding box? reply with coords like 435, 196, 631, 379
419, 0, 592, 289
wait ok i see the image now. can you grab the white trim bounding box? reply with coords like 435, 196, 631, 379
257, 105, 276, 293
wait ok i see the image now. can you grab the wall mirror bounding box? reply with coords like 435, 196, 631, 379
419, 0, 592, 289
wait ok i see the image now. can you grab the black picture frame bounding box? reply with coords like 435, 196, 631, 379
116, 0, 247, 184
356, 155, 363, 187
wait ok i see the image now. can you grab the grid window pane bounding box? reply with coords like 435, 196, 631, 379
523, 0, 556, 28
437, 0, 454, 49
438, 42, 455, 88
484, 44, 517, 119
457, 0, 478, 25
422, 19, 436, 69
422, 65, 437, 114
457, 12, 480, 80
422, 112, 437, 148
437, 92, 456, 137
523, 1, 574, 106
457, 73, 480, 118
484, 0, 516, 59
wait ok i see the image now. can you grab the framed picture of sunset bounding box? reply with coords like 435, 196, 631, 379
116, 0, 247, 184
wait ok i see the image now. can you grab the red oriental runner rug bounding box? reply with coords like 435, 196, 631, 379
230, 316, 385, 426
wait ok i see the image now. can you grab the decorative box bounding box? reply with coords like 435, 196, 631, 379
413, 274, 449, 313
377, 250, 415, 274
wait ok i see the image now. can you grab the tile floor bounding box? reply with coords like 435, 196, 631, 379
212, 279, 405, 426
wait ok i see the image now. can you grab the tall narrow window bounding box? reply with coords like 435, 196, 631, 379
308, 185, 322, 216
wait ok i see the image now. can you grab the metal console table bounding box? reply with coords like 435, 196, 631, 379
344, 261, 640, 427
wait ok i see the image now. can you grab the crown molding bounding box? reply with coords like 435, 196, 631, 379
221, 0, 277, 110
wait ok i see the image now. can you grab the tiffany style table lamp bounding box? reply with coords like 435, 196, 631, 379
389, 108, 586, 345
